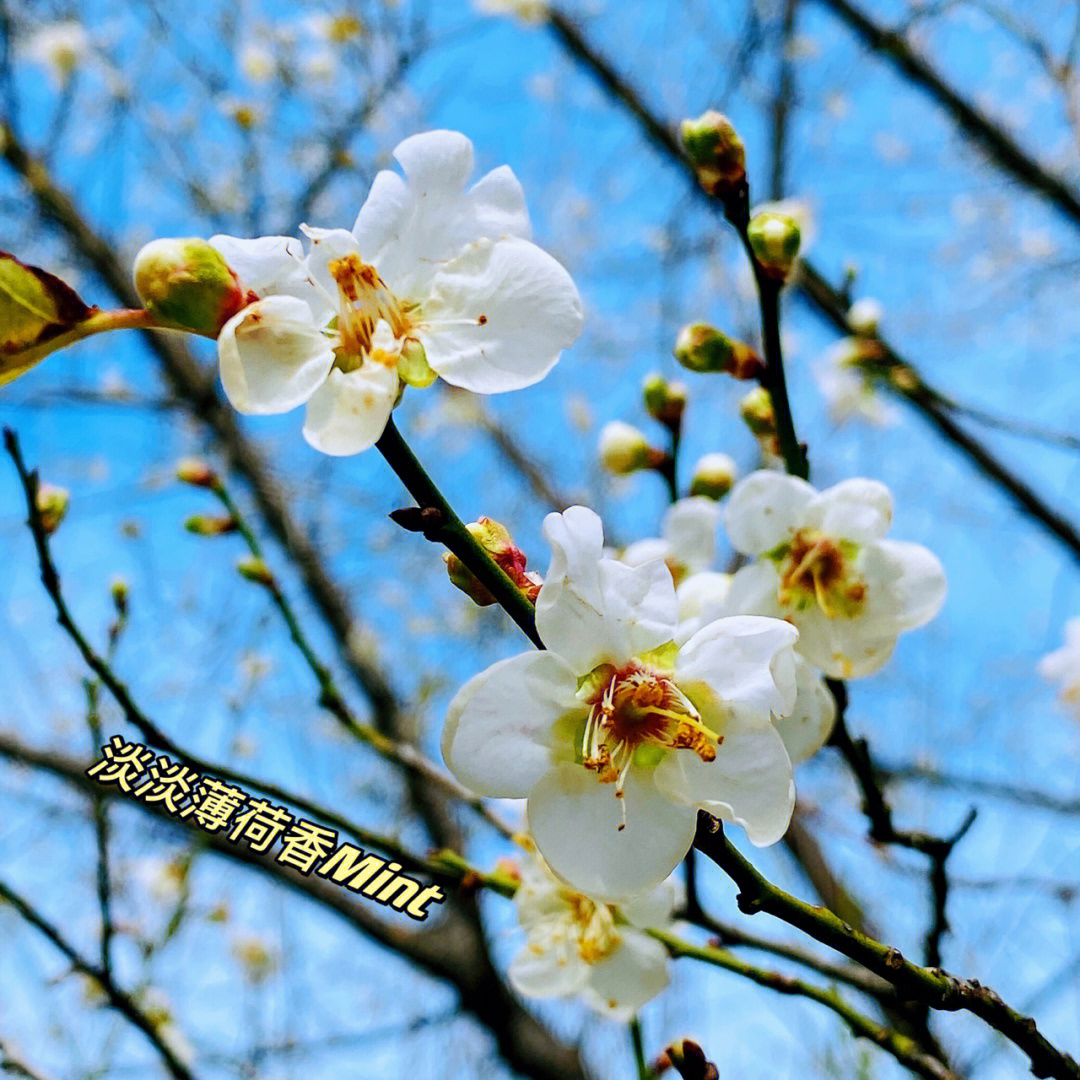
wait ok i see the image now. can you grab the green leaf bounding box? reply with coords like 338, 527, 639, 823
0, 251, 93, 386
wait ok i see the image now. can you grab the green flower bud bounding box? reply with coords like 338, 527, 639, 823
598, 420, 655, 475
688, 452, 738, 500
236, 556, 275, 587
134, 238, 246, 336
680, 110, 746, 196
35, 482, 69, 535
674, 323, 762, 379
747, 212, 801, 280
109, 575, 129, 616
175, 456, 217, 488
739, 386, 776, 438
184, 513, 236, 537
397, 338, 437, 388
642, 372, 687, 425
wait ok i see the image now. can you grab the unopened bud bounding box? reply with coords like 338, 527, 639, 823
642, 372, 687, 425
847, 297, 883, 337
134, 238, 246, 336
664, 1038, 719, 1080
747, 212, 801, 280
397, 338, 437, 388
674, 323, 762, 379
688, 452, 738, 500
175, 456, 217, 488
235, 556, 274, 587
598, 421, 657, 475
110, 575, 129, 616
739, 387, 776, 438
680, 110, 746, 196
444, 518, 541, 607
493, 856, 522, 883
35, 483, 69, 535
184, 513, 236, 537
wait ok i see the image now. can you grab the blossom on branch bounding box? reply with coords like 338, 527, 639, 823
508, 846, 676, 1019
722, 471, 946, 679
207, 130, 583, 454
442, 506, 799, 901
1038, 618, 1080, 717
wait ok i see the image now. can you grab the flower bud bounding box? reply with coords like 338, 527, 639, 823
688, 452, 738, 500
396, 338, 437, 388
110, 575, 129, 616
444, 518, 541, 607
739, 386, 776, 438
235, 556, 275, 587
747, 212, 801, 280
664, 1039, 719, 1080
680, 110, 746, 196
184, 513, 236, 537
642, 372, 687, 426
847, 297, 883, 337
674, 323, 762, 379
35, 483, 69, 535
133, 238, 246, 336
598, 421, 656, 475
175, 456, 217, 488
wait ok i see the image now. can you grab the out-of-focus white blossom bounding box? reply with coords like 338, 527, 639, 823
1039, 618, 1080, 717
22, 20, 90, 86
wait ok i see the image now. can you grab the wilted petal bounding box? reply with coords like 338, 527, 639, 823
775, 657, 836, 765
584, 931, 670, 1019
676, 615, 799, 720
218, 295, 334, 414
653, 721, 794, 846
527, 763, 697, 903
536, 507, 678, 671
442, 652, 581, 799
803, 479, 893, 542
725, 471, 815, 555
421, 237, 583, 393
301, 362, 398, 455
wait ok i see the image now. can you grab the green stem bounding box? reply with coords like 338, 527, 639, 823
375, 416, 543, 649
7, 307, 164, 371
629, 1016, 651, 1080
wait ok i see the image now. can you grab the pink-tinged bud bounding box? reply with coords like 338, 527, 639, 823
444, 518, 541, 607
680, 110, 746, 196
184, 513, 236, 537
133, 238, 246, 336
175, 456, 217, 488
747, 212, 801, 280
235, 556, 275, 587
493, 856, 522, 883
688, 452, 738, 500
642, 372, 687, 426
35, 483, 69, 534
674, 323, 762, 379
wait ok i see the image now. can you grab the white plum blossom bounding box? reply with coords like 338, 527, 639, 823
442, 506, 799, 901
508, 847, 676, 1019
1038, 618, 1080, 717
677, 571, 836, 764
847, 297, 883, 337
209, 130, 583, 455
22, 21, 90, 86
621, 497, 721, 584
722, 471, 946, 679
813, 337, 897, 427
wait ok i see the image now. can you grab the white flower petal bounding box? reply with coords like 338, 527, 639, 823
790, 604, 897, 679
527, 763, 697, 902
584, 931, 670, 1019
721, 561, 784, 620
859, 538, 947, 633
509, 938, 589, 1000
803, 479, 893, 542
536, 507, 678, 671
464, 164, 532, 242
676, 571, 734, 641
676, 615, 799, 720
620, 879, 678, 931
393, 129, 475, 196
653, 722, 794, 846
299, 225, 361, 299
209, 235, 317, 303
301, 362, 398, 455
621, 538, 671, 568
725, 471, 816, 555
775, 657, 836, 765
663, 497, 721, 574
218, 296, 335, 414
421, 237, 583, 393
441, 652, 581, 799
